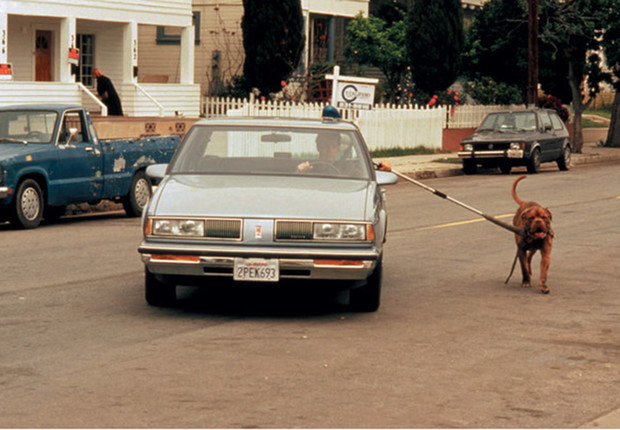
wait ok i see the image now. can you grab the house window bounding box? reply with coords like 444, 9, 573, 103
157, 11, 200, 45
76, 34, 95, 86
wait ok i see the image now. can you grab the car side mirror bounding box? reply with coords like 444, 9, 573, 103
146, 163, 168, 179
64, 127, 79, 145
376, 171, 398, 185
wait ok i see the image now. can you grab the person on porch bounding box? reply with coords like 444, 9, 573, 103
93, 68, 123, 116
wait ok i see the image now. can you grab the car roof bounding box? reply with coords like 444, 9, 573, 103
191, 116, 360, 131
486, 108, 555, 115
2, 104, 84, 113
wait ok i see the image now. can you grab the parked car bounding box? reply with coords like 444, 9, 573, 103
0, 104, 180, 228
138, 116, 398, 312
457, 108, 571, 174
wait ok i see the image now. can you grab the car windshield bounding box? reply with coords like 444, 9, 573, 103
169, 125, 372, 180
478, 112, 537, 132
0, 110, 58, 144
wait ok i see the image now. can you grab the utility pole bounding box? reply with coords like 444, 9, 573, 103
527, 0, 539, 107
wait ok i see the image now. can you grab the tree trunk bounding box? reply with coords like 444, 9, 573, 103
567, 59, 584, 153
605, 90, 620, 147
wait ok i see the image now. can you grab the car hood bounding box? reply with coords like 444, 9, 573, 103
150, 174, 373, 221
464, 130, 539, 143
0, 143, 47, 161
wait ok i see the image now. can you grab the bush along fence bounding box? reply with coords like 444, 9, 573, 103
202, 96, 526, 152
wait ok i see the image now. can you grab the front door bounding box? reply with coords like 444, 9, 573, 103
35, 30, 52, 82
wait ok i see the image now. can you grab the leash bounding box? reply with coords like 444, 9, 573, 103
376, 162, 526, 237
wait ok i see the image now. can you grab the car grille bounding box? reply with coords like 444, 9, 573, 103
476, 142, 510, 150
275, 220, 313, 240
205, 218, 242, 239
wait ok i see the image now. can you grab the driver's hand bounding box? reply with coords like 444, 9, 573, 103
297, 161, 312, 173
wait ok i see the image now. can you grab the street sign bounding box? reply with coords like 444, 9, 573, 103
68, 47, 80, 66
0, 63, 12, 80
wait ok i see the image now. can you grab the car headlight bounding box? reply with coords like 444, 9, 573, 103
313, 223, 368, 240
151, 218, 205, 237
463, 143, 473, 152
509, 142, 523, 150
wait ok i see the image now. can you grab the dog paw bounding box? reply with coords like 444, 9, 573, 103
521, 282, 532, 288
540, 285, 550, 294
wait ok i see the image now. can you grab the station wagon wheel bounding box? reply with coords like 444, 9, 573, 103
122, 170, 151, 217
145, 267, 176, 306
527, 148, 541, 174
350, 258, 382, 312
557, 144, 571, 171
12, 178, 44, 229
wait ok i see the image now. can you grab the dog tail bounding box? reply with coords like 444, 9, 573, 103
511, 175, 527, 205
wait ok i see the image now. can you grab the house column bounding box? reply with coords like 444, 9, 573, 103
123, 21, 138, 83
59, 16, 76, 82
327, 16, 335, 63
0, 12, 8, 65
179, 25, 194, 84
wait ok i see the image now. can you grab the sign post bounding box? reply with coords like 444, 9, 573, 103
326, 66, 379, 111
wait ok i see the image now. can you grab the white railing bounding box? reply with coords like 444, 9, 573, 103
78, 83, 108, 116
133, 83, 165, 116
201, 96, 520, 150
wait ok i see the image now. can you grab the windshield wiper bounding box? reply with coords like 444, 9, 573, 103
0, 137, 28, 144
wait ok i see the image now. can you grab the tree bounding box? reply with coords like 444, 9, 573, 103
345, 12, 408, 103
241, 0, 304, 97
539, 0, 613, 153
406, 0, 464, 97
602, 3, 620, 147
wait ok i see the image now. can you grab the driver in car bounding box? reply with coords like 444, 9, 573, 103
297, 132, 341, 174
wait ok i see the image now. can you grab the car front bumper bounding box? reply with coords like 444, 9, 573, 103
458, 149, 524, 159
138, 241, 380, 281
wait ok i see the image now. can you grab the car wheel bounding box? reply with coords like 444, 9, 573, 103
122, 170, 152, 217
499, 163, 512, 174
145, 267, 176, 306
527, 148, 541, 174
350, 259, 382, 312
557, 144, 571, 171
12, 179, 44, 229
462, 159, 477, 175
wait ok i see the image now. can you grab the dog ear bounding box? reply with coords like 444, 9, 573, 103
545, 208, 552, 220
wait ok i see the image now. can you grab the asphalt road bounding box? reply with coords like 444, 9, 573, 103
1, 163, 619, 428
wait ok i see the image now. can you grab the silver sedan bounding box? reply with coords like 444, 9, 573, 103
138, 117, 397, 311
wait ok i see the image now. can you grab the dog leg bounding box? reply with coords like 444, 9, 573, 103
518, 248, 531, 288
539, 250, 551, 294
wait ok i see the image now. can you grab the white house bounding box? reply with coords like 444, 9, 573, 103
0, 0, 201, 117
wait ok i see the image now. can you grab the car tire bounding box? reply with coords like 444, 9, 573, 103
527, 148, 541, 174
350, 259, 382, 312
12, 178, 44, 229
122, 170, 151, 217
145, 267, 176, 306
462, 160, 477, 175
557, 144, 571, 171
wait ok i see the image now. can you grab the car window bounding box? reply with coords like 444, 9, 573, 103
170, 125, 372, 180
0, 110, 57, 143
549, 113, 564, 130
478, 112, 537, 132
539, 112, 552, 130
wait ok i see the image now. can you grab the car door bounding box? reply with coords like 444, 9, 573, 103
53, 109, 104, 203
537, 111, 560, 161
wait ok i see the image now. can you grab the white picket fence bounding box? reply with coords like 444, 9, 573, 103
201, 96, 522, 151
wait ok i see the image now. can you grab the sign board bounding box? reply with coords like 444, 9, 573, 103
68, 47, 80, 66
335, 82, 375, 110
0, 63, 12, 80
326, 66, 379, 111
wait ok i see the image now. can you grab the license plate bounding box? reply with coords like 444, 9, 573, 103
233, 258, 279, 282
507, 149, 523, 158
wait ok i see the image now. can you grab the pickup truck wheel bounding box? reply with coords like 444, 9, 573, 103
557, 145, 571, 171
12, 179, 44, 229
145, 268, 176, 306
123, 170, 151, 217
527, 148, 541, 173
349, 258, 382, 312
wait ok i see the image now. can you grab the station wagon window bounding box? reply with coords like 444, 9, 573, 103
549, 113, 564, 130
539, 112, 553, 130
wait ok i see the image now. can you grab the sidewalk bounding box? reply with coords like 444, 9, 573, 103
376, 131, 620, 178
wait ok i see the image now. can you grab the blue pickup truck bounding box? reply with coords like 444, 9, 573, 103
0, 104, 180, 229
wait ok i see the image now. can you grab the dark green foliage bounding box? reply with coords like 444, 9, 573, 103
241, 0, 304, 96
406, 0, 464, 94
